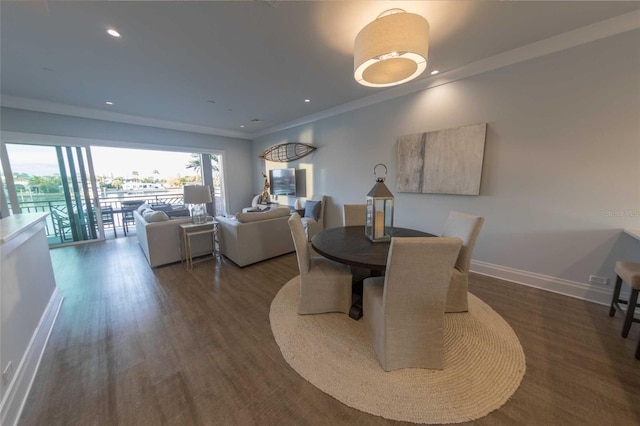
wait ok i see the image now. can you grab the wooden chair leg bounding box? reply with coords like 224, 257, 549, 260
636, 334, 640, 360
610, 275, 623, 317
622, 288, 639, 338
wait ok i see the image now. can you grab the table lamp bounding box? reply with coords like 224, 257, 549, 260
183, 185, 212, 224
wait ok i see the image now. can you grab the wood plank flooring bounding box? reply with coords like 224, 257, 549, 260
19, 236, 640, 425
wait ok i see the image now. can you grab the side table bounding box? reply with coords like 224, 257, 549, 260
179, 220, 218, 270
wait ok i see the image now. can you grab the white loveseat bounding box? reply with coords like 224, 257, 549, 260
134, 209, 214, 267
215, 207, 295, 267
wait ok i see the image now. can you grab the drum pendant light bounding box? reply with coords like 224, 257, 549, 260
354, 9, 429, 87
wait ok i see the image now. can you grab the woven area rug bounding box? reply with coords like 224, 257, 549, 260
270, 277, 526, 424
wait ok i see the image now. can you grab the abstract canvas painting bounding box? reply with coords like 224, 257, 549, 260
396, 123, 487, 195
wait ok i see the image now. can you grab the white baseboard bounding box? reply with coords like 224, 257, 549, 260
470, 260, 612, 306
0, 288, 64, 426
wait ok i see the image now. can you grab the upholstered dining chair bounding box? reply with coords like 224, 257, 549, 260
300, 195, 327, 241
343, 204, 367, 226
342, 204, 370, 283
289, 212, 352, 315
363, 237, 462, 371
441, 211, 485, 313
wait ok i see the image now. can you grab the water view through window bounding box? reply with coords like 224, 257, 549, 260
2, 143, 226, 246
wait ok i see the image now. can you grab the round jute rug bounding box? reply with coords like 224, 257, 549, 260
270, 277, 526, 424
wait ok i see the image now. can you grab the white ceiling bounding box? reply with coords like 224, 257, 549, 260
1, 1, 639, 139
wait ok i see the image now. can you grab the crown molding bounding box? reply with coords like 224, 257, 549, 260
0, 95, 252, 140
252, 9, 640, 138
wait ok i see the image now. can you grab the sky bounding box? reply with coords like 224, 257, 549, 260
4, 144, 200, 179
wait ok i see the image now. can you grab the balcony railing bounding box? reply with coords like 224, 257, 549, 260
17, 193, 187, 244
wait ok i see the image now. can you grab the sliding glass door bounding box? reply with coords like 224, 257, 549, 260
2, 139, 229, 245
1, 142, 102, 245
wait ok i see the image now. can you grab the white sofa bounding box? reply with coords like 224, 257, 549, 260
215, 207, 295, 267
134, 209, 214, 267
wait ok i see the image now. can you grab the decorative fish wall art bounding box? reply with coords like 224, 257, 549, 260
259, 143, 317, 162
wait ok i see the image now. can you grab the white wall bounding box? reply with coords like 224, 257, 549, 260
252, 30, 640, 303
0, 109, 255, 215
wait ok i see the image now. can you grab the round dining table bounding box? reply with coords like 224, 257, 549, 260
311, 225, 435, 319
311, 226, 434, 270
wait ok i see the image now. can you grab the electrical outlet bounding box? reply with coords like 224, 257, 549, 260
589, 275, 609, 285
2, 361, 13, 385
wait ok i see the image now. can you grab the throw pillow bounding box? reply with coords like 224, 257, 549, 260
304, 200, 321, 221
138, 208, 152, 217
143, 210, 170, 222
137, 203, 152, 214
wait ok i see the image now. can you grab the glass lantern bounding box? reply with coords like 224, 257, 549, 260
365, 164, 394, 242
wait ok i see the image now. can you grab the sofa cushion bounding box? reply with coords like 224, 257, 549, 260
304, 200, 321, 221
236, 207, 290, 223
143, 210, 170, 222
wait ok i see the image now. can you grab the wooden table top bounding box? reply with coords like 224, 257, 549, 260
311, 226, 434, 271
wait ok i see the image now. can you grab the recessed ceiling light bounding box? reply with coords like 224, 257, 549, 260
105, 101, 114, 105
430, 70, 439, 75
240, 125, 245, 128
304, 99, 311, 103
106, 28, 121, 38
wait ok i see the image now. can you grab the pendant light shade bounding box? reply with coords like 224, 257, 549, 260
354, 9, 429, 87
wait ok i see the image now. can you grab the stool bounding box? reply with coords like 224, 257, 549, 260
609, 261, 640, 338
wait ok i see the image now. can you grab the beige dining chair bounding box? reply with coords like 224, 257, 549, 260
364, 237, 462, 371
441, 211, 485, 312
289, 213, 353, 314
343, 204, 367, 226
342, 204, 370, 283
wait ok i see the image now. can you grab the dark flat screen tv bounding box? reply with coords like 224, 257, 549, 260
269, 168, 296, 196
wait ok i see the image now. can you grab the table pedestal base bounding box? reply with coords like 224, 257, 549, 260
350, 280, 364, 320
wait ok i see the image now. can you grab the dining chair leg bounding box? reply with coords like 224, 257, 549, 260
609, 275, 623, 317
622, 288, 639, 338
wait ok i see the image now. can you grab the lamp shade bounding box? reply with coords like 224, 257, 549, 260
354, 9, 429, 87
183, 185, 212, 204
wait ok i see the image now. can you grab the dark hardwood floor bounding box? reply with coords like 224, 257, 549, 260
19, 236, 640, 425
